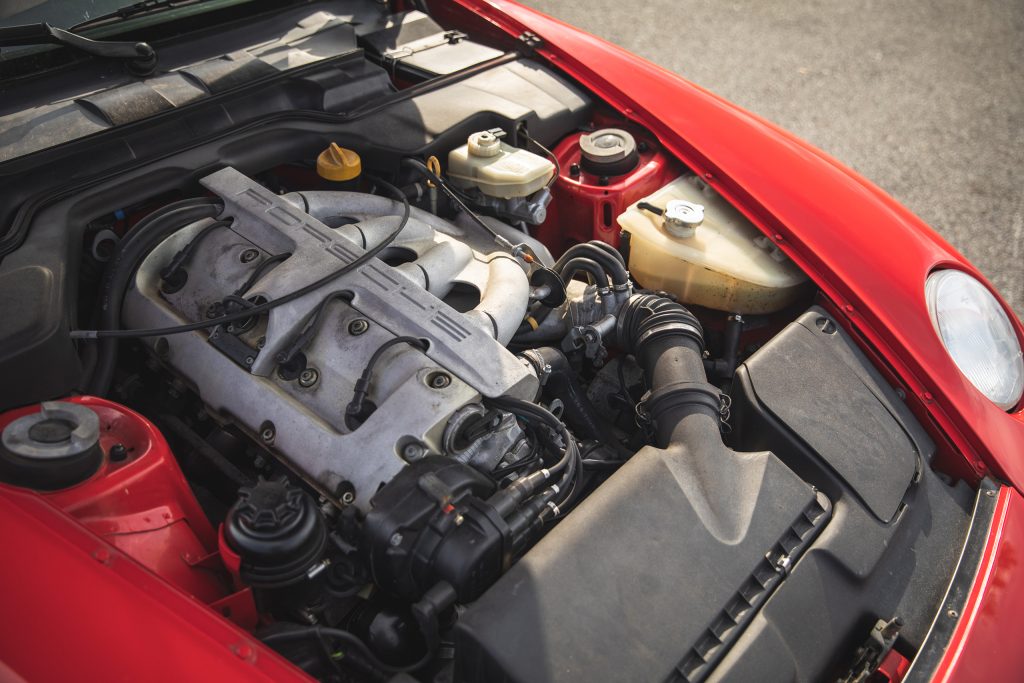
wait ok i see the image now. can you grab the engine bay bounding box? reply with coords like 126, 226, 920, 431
0, 4, 980, 682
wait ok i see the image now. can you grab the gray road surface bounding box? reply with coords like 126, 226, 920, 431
521, 0, 1023, 314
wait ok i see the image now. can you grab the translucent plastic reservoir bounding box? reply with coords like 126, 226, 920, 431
618, 175, 807, 314
447, 131, 554, 198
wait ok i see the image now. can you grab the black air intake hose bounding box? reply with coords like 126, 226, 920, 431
617, 294, 723, 447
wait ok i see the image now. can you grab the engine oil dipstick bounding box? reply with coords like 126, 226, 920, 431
426, 155, 442, 215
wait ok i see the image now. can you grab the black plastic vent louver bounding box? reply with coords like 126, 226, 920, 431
674, 492, 832, 683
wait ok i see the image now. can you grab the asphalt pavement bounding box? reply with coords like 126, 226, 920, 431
521, 0, 1023, 314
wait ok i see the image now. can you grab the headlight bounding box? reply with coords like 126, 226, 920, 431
925, 270, 1024, 411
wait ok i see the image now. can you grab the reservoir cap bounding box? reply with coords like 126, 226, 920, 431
663, 199, 705, 238
317, 143, 362, 182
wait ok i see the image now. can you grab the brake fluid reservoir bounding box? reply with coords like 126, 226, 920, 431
618, 176, 806, 313
447, 130, 554, 198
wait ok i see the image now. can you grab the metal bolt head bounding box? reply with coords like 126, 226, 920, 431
298, 368, 319, 388
402, 443, 427, 461
429, 372, 452, 389
348, 319, 369, 335
389, 533, 403, 547
333, 480, 356, 505
240, 248, 260, 263
244, 356, 254, 366
260, 423, 275, 443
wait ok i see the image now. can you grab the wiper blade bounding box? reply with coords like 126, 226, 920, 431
0, 23, 156, 75
70, 0, 199, 32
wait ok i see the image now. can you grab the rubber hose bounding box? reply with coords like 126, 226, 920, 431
587, 239, 626, 266
86, 199, 223, 395
557, 256, 608, 288
554, 242, 628, 285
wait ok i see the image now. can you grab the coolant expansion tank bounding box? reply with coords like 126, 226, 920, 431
618, 175, 806, 313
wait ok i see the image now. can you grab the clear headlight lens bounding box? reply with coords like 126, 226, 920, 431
925, 270, 1024, 411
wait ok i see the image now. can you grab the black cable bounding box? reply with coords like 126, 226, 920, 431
276, 291, 349, 366
400, 157, 515, 251
579, 441, 630, 470
85, 198, 224, 394
261, 626, 431, 676
72, 175, 410, 340
487, 397, 568, 459
233, 251, 291, 297
482, 396, 578, 519
547, 448, 591, 520
160, 219, 230, 282
345, 336, 428, 419
518, 433, 580, 524
490, 421, 542, 480
555, 446, 585, 504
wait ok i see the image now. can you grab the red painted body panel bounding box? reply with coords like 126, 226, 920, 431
928, 486, 1024, 682
0, 396, 230, 603
535, 125, 681, 252
0, 484, 308, 682
434, 0, 1024, 492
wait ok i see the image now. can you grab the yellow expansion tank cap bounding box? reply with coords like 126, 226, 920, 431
317, 143, 361, 181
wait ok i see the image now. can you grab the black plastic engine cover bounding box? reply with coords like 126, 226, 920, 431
739, 308, 921, 522
454, 444, 827, 683
455, 307, 973, 683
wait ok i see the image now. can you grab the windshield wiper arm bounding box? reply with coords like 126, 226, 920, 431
0, 23, 156, 75
71, 0, 202, 32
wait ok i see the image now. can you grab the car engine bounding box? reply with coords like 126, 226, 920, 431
123, 166, 540, 503
0, 4, 977, 682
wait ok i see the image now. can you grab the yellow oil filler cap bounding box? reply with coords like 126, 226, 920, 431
316, 143, 361, 181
